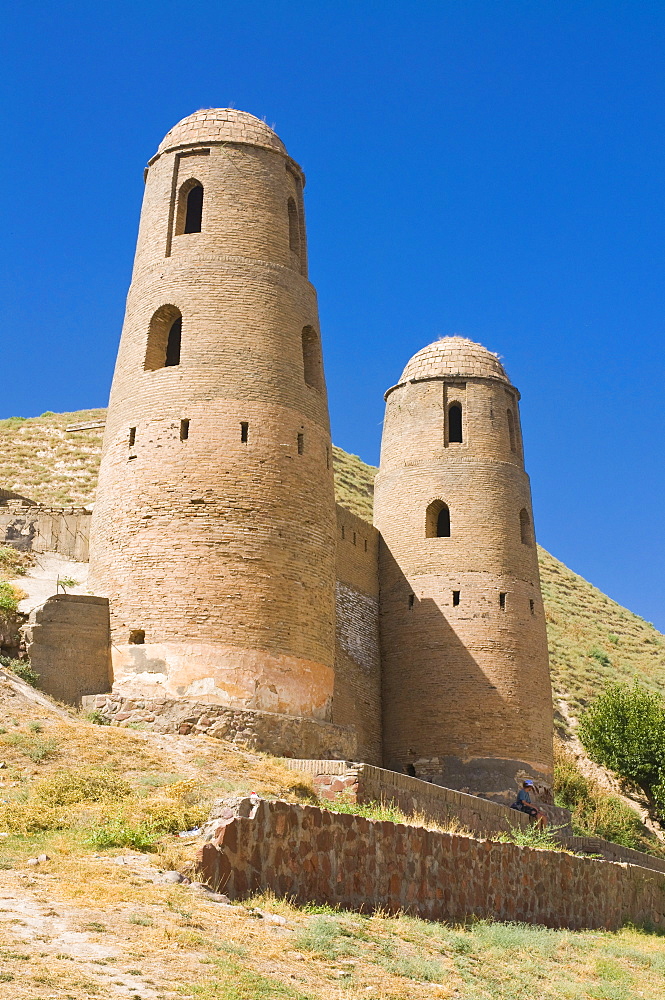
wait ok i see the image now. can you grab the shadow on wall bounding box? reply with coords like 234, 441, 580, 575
380, 547, 551, 799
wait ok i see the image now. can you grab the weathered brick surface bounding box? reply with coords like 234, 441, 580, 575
88, 110, 336, 720
374, 338, 553, 796
198, 799, 665, 931
24, 594, 111, 705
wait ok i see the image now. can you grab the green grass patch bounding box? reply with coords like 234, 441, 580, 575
554, 743, 660, 854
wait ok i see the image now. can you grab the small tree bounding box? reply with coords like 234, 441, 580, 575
578, 681, 665, 815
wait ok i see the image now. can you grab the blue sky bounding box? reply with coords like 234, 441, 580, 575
1, 1, 664, 630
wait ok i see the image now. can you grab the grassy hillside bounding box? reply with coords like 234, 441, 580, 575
0, 409, 105, 506
1, 409, 663, 721
1, 675, 665, 999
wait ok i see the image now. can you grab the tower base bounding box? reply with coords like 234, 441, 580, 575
82, 693, 357, 761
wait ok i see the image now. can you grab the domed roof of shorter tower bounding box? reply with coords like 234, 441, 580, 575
157, 109, 286, 155
399, 337, 509, 383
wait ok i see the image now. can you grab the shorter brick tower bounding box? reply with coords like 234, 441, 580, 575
374, 337, 553, 798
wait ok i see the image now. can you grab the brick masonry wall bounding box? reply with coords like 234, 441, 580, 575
24, 594, 111, 706
88, 111, 338, 722
332, 506, 382, 765
0, 507, 91, 561
374, 343, 553, 797
197, 798, 665, 931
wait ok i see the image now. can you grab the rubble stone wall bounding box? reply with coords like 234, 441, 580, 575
197, 798, 665, 931
332, 506, 382, 765
82, 692, 356, 759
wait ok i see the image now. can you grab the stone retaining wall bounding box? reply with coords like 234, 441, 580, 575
284, 759, 536, 837
82, 693, 356, 760
567, 836, 665, 875
197, 798, 665, 931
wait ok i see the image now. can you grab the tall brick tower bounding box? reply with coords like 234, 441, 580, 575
89, 110, 338, 728
374, 337, 553, 798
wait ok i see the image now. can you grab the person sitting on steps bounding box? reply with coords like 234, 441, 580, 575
511, 780, 547, 827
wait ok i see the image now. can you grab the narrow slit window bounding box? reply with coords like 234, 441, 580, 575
507, 409, 517, 452
353, 531, 356, 546
240, 421, 249, 444
499, 592, 506, 610
341, 525, 345, 539
129, 629, 145, 645
408, 593, 415, 609
530, 599, 535, 615
326, 446, 330, 469
287, 197, 300, 255
448, 403, 463, 443
426, 500, 451, 538
302, 326, 323, 390
520, 508, 532, 545
128, 427, 136, 448
297, 432, 304, 454
180, 419, 189, 441
452, 590, 460, 607
364, 539, 368, 552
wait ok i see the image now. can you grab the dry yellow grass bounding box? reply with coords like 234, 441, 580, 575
0, 408, 105, 505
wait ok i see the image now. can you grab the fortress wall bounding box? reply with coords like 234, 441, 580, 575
198, 798, 665, 931
333, 505, 382, 765
24, 594, 111, 706
0, 507, 91, 562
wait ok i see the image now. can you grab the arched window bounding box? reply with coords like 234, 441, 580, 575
507, 409, 517, 452
519, 508, 532, 545
302, 326, 323, 390
288, 197, 300, 256
175, 179, 203, 235
144, 305, 182, 371
448, 403, 463, 443
426, 500, 451, 538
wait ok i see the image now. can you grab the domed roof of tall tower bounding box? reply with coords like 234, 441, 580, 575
157, 109, 286, 156
400, 337, 509, 383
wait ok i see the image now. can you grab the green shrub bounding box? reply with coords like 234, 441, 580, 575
85, 709, 110, 726
86, 820, 159, 851
578, 682, 665, 813
0, 657, 39, 687
588, 646, 612, 668
554, 743, 659, 853
0, 582, 21, 620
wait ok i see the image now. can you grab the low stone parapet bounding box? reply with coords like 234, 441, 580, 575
82, 693, 356, 760
283, 759, 534, 836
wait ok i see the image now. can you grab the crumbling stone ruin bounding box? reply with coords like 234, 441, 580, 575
3, 110, 554, 801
